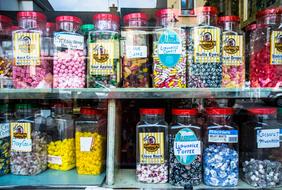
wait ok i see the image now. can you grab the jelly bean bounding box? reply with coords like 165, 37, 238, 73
136, 163, 168, 183
0, 137, 10, 176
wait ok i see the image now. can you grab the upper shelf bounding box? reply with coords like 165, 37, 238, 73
0, 88, 281, 99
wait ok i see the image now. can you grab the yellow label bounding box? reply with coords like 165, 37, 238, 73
10, 122, 32, 152
139, 132, 164, 164
13, 32, 41, 66
270, 31, 282, 65
222, 35, 244, 65
193, 28, 221, 63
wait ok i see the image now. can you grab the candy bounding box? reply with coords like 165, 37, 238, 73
0, 57, 13, 88
0, 137, 10, 176
136, 163, 168, 183
222, 65, 245, 88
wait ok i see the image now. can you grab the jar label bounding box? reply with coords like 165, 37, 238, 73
193, 28, 221, 63
80, 137, 93, 152
208, 129, 238, 143
139, 132, 164, 164
157, 29, 182, 67
0, 123, 10, 138
13, 32, 41, 66
270, 31, 282, 65
126, 46, 147, 58
174, 128, 201, 165
10, 122, 32, 152
222, 35, 244, 65
54, 32, 84, 50
48, 155, 62, 165
257, 129, 280, 148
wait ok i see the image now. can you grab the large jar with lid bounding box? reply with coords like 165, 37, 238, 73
87, 13, 120, 88
240, 108, 282, 188
203, 108, 238, 187
53, 16, 85, 88
121, 13, 150, 88
10, 104, 48, 175
188, 7, 222, 88
169, 109, 202, 186
218, 16, 245, 88
12, 12, 52, 89
136, 108, 168, 183
0, 15, 12, 88
153, 9, 186, 88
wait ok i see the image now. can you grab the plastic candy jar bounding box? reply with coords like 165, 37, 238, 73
87, 14, 120, 88
47, 104, 75, 171
53, 16, 85, 88
203, 108, 238, 187
80, 24, 94, 43
136, 108, 168, 183
121, 13, 150, 88
245, 24, 257, 83
218, 16, 245, 88
153, 9, 186, 88
169, 109, 202, 186
240, 108, 282, 188
188, 7, 222, 88
75, 107, 106, 175
10, 104, 48, 175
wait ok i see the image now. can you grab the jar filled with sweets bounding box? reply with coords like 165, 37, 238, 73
153, 9, 186, 88
75, 107, 106, 175
218, 16, 245, 88
188, 7, 222, 88
169, 109, 202, 186
12, 12, 52, 88
203, 108, 238, 187
47, 104, 75, 171
121, 13, 150, 88
53, 16, 85, 88
136, 108, 168, 183
240, 108, 282, 188
0, 15, 12, 88
88, 14, 120, 88
10, 104, 48, 175
245, 24, 257, 83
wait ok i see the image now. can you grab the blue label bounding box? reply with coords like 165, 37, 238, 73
157, 29, 182, 67
0, 123, 10, 138
208, 129, 238, 143
209, 130, 238, 135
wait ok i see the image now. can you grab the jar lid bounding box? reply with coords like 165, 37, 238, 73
80, 24, 94, 33
245, 23, 257, 31
155, 9, 179, 17
206, 107, 234, 115
17, 11, 46, 22
277, 7, 282, 14
123, 13, 148, 23
0, 15, 12, 23
56, 15, 82, 24
194, 6, 218, 16
172, 108, 198, 116
140, 108, 165, 115
80, 107, 99, 115
247, 108, 277, 115
93, 13, 120, 23
256, 7, 277, 18
218, 16, 240, 23
46, 22, 55, 28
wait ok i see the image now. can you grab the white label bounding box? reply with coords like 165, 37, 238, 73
208, 130, 238, 143
48, 155, 62, 165
126, 46, 147, 58
80, 137, 93, 152
11, 138, 32, 152
158, 44, 182, 55
257, 129, 280, 148
41, 110, 51, 118
0, 123, 10, 138
174, 141, 201, 156
54, 32, 84, 50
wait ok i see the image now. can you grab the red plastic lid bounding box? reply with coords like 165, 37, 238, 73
245, 23, 257, 31
256, 7, 277, 18
155, 9, 179, 17
247, 108, 277, 115
0, 15, 12, 23
80, 107, 99, 115
218, 16, 240, 23
140, 108, 165, 115
56, 16, 82, 24
206, 107, 234, 115
194, 6, 218, 15
93, 13, 120, 23
17, 11, 46, 21
172, 109, 198, 116
123, 13, 148, 23
46, 22, 55, 28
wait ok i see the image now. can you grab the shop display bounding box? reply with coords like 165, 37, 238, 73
10, 104, 48, 175
218, 16, 245, 88
53, 16, 85, 88
87, 14, 120, 88
75, 107, 106, 175
136, 108, 168, 183
153, 9, 186, 88
121, 13, 150, 88
188, 7, 222, 88
169, 109, 202, 186
203, 108, 238, 187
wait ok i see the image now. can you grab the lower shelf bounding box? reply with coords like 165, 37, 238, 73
0, 169, 105, 188
105, 169, 257, 189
